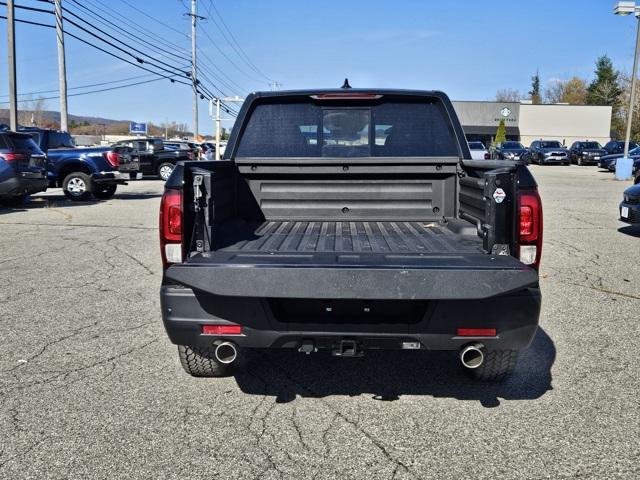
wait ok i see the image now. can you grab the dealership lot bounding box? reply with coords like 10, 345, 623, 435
0, 166, 638, 479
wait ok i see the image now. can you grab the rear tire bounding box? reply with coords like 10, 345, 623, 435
92, 183, 117, 200
464, 349, 518, 382
63, 172, 92, 201
178, 345, 229, 377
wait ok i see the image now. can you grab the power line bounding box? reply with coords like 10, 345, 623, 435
115, 0, 189, 38
73, 0, 191, 58
0, 75, 180, 105
63, 0, 191, 63
199, 25, 264, 83
206, 0, 274, 82
0, 73, 157, 98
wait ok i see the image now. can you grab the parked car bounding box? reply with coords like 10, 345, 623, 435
112, 137, 191, 181
569, 141, 607, 166
620, 183, 640, 224
165, 141, 200, 160
159, 88, 543, 382
492, 141, 527, 160
603, 140, 639, 155
598, 145, 640, 170
527, 140, 570, 165
20, 127, 138, 200
0, 130, 48, 204
468, 141, 489, 160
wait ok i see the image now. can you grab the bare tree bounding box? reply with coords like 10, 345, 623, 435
495, 89, 522, 102
17, 96, 48, 127
544, 80, 566, 104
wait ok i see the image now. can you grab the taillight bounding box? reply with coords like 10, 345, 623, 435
187, 151, 194, 160
0, 153, 27, 162
103, 151, 120, 168
484, 152, 491, 160
517, 189, 543, 269
159, 188, 183, 269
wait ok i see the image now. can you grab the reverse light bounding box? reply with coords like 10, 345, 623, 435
457, 328, 497, 337
202, 325, 242, 335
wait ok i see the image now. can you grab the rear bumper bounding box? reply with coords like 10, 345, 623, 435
92, 171, 129, 185
160, 285, 541, 352
0, 174, 48, 198
620, 201, 640, 224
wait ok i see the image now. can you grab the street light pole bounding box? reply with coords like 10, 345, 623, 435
624, 16, 640, 159
614, 1, 640, 180
6, 0, 18, 131
215, 97, 221, 159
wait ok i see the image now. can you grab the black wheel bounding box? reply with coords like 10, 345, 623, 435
92, 183, 117, 200
62, 172, 92, 201
178, 345, 230, 377
157, 162, 175, 181
464, 349, 518, 382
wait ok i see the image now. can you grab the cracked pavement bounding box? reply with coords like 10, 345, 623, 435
0, 169, 639, 479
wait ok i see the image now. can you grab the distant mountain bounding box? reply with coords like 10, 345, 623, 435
0, 109, 130, 126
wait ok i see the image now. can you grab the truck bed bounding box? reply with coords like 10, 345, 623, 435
213, 219, 483, 254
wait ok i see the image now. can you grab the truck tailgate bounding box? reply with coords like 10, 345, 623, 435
166, 251, 537, 300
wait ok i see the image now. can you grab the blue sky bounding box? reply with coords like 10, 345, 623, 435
0, 0, 638, 134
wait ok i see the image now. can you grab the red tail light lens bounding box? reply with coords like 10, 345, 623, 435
159, 188, 183, 268
484, 153, 491, 160
517, 189, 543, 269
103, 151, 120, 168
0, 153, 27, 162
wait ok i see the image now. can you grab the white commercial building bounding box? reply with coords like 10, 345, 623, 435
452, 101, 612, 148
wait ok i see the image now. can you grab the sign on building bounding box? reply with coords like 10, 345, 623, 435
130, 122, 147, 135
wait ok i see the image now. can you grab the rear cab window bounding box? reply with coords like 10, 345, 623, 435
235, 96, 460, 158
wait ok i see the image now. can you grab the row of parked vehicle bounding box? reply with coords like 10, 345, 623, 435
0, 126, 221, 204
468, 139, 640, 180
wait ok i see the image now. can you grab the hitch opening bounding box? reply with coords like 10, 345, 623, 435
332, 339, 362, 357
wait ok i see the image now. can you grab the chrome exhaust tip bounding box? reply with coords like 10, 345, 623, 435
460, 343, 485, 369
214, 341, 238, 364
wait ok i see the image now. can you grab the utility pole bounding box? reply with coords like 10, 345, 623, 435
186, 0, 205, 142
54, 0, 69, 132
7, 0, 18, 131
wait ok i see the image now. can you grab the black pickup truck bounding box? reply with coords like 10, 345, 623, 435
112, 137, 191, 181
159, 89, 543, 381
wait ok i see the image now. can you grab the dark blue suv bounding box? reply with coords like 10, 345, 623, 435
0, 131, 48, 204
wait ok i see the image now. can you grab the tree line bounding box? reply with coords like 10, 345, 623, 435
496, 55, 635, 139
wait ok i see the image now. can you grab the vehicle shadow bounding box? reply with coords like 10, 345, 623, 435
233, 328, 555, 408
0, 192, 162, 213
618, 225, 640, 237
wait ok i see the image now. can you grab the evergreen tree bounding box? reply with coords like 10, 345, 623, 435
495, 119, 507, 144
529, 70, 541, 104
586, 55, 622, 109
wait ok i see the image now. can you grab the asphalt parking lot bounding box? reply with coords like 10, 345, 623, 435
0, 166, 638, 479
